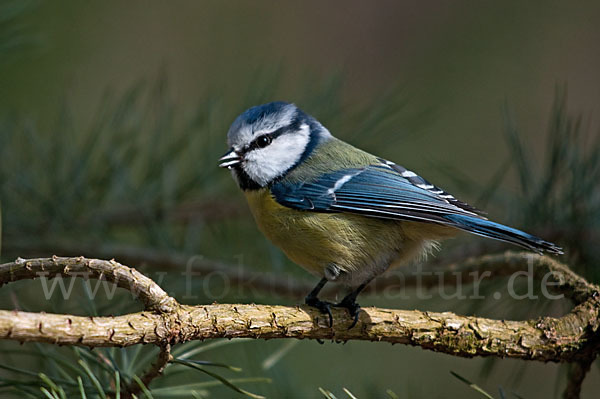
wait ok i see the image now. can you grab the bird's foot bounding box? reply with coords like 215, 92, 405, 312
333, 297, 361, 329
305, 296, 333, 327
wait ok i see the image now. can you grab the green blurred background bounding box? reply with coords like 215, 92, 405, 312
1, 1, 600, 398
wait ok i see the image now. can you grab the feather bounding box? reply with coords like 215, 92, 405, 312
272, 163, 482, 222
271, 160, 562, 254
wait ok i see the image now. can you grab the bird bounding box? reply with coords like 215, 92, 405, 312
219, 101, 562, 328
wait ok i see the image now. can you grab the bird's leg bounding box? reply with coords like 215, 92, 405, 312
304, 277, 333, 327
333, 278, 374, 329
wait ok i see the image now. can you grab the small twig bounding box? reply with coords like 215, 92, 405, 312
563, 356, 595, 399
122, 343, 172, 399
0, 256, 178, 313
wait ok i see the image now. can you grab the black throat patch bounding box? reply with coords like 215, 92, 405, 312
232, 164, 262, 191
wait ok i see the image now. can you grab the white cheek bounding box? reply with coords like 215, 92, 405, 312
243, 124, 310, 186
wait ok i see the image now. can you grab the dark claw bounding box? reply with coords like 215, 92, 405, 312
305, 296, 333, 327
333, 298, 362, 329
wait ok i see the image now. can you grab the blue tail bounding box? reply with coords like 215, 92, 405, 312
443, 214, 563, 254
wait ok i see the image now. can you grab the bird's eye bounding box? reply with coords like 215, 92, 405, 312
256, 135, 272, 148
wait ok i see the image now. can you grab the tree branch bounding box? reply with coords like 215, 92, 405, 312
1, 253, 599, 399
0, 254, 599, 363
0, 299, 598, 362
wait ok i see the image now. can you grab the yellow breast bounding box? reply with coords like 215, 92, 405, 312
244, 189, 419, 277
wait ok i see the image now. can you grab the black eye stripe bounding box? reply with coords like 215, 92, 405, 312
245, 126, 288, 152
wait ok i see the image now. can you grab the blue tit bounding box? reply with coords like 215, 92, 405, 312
219, 101, 562, 327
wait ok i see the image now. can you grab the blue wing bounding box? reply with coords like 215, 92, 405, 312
271, 159, 562, 254
271, 161, 482, 224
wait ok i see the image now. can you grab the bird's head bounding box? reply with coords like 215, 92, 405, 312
220, 102, 332, 190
